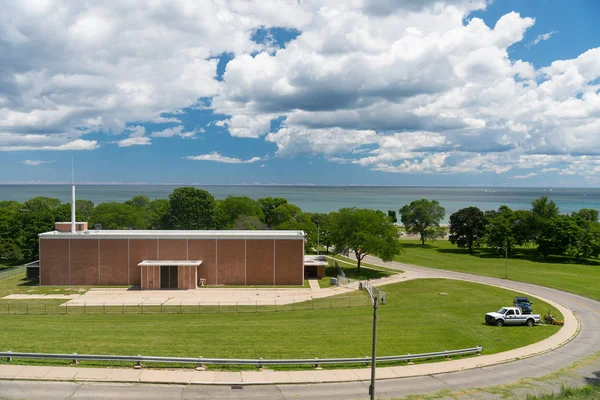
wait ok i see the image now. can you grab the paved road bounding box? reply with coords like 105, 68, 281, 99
1, 257, 599, 399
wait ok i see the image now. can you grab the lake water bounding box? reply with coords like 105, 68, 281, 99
0, 185, 598, 223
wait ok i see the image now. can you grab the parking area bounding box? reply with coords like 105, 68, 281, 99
56, 283, 357, 306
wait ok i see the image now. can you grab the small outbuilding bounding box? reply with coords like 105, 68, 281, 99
303, 255, 328, 279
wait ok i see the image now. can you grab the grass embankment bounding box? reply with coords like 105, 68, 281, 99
525, 385, 600, 400
317, 254, 400, 288
0, 278, 561, 369
395, 240, 600, 302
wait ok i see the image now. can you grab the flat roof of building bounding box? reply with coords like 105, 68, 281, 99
39, 229, 305, 240
304, 255, 329, 266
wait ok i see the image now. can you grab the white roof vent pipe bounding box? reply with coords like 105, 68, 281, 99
71, 158, 76, 233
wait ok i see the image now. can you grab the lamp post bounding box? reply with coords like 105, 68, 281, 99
498, 246, 508, 279
369, 295, 378, 400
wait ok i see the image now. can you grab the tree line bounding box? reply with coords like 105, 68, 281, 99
394, 197, 600, 260
1, 187, 597, 268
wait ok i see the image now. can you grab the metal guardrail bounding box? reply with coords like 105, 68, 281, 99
0, 347, 482, 367
0, 266, 25, 280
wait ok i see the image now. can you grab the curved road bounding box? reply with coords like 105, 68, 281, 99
1, 258, 599, 399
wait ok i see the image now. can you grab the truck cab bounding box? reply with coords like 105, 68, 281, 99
485, 307, 540, 327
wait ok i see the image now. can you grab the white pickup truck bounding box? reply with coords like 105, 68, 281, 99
485, 307, 540, 327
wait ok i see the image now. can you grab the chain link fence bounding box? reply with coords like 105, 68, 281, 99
0, 266, 25, 280
0, 294, 371, 316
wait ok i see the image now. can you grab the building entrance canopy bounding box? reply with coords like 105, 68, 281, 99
138, 260, 202, 290
138, 260, 202, 267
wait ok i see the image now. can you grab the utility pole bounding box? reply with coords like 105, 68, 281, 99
369, 295, 378, 400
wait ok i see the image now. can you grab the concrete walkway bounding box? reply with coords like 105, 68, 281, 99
307, 279, 321, 291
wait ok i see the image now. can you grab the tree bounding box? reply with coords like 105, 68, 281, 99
148, 199, 170, 229
0, 209, 23, 260
387, 210, 397, 223
125, 195, 151, 209
76, 200, 95, 221
484, 206, 527, 253
167, 187, 216, 229
23, 196, 61, 212
537, 215, 580, 258
0, 200, 23, 212
269, 203, 303, 227
329, 208, 402, 272
399, 199, 446, 246
89, 202, 147, 230
531, 196, 560, 219
569, 213, 600, 260
234, 215, 268, 230
215, 196, 264, 229
448, 207, 487, 252
258, 197, 288, 226
572, 209, 599, 223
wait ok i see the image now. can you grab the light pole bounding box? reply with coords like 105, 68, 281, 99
498, 246, 508, 279
369, 295, 378, 400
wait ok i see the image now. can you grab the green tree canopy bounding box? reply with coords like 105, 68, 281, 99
125, 195, 151, 209
0, 200, 23, 212
89, 202, 147, 230
148, 199, 170, 229
215, 196, 265, 229
531, 196, 560, 219
233, 215, 268, 230
0, 209, 23, 260
537, 215, 580, 258
23, 196, 61, 212
399, 199, 446, 246
448, 207, 487, 252
167, 187, 216, 229
258, 197, 288, 226
572, 209, 599, 223
269, 203, 303, 227
75, 200, 95, 221
330, 208, 402, 272
387, 210, 397, 223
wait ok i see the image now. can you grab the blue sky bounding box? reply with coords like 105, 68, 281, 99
1, 0, 599, 186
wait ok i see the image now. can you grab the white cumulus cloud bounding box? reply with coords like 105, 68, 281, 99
186, 152, 264, 164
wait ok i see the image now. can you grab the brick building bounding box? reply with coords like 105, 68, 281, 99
39, 223, 305, 289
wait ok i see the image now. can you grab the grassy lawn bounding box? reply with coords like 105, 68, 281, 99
0, 278, 562, 369
524, 385, 600, 400
395, 240, 600, 302
317, 255, 399, 288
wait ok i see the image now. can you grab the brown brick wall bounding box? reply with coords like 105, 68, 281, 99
216, 239, 245, 285
158, 239, 187, 261
275, 239, 303, 285
129, 239, 158, 286
188, 239, 216, 285
70, 239, 99, 285
245, 239, 275, 285
99, 239, 129, 285
178, 265, 196, 289
40, 239, 69, 285
141, 265, 160, 290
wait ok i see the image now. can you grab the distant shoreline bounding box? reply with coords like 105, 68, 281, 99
0, 183, 595, 189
